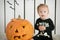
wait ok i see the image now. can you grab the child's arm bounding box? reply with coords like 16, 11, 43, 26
34, 19, 39, 30
45, 19, 55, 32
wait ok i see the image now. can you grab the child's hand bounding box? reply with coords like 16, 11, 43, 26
31, 38, 34, 40
38, 26, 46, 31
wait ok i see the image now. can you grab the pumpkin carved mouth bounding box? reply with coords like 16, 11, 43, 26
22, 34, 26, 37
14, 34, 26, 39
14, 36, 21, 39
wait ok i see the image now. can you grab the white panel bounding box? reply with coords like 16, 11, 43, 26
15, 0, 24, 19
56, 0, 60, 35
0, 0, 4, 33
6, 0, 14, 25
35, 0, 44, 21
46, 0, 55, 23
46, 0, 55, 34
25, 0, 34, 26
0, 0, 7, 40
0, 0, 4, 34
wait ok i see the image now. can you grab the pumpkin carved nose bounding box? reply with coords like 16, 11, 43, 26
15, 29, 18, 33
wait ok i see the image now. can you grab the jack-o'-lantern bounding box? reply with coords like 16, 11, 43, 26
6, 16, 34, 40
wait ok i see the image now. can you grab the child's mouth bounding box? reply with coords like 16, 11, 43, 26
41, 15, 44, 17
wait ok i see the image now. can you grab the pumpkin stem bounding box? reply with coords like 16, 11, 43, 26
18, 15, 21, 19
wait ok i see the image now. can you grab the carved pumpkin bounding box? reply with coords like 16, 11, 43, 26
6, 16, 34, 40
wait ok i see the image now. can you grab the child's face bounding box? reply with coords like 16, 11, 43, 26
38, 6, 49, 20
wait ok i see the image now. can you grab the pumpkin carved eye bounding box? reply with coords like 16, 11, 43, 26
10, 26, 12, 29
23, 26, 25, 28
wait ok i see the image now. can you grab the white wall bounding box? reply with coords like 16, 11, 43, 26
56, 0, 60, 35
25, 0, 34, 26
0, 0, 6, 40
15, 0, 24, 19
6, 0, 14, 26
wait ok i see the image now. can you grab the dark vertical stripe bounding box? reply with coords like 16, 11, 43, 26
34, 0, 35, 33
54, 0, 56, 34
44, 0, 46, 4
34, 0, 35, 25
24, 0, 25, 19
14, 0, 15, 18
4, 0, 6, 33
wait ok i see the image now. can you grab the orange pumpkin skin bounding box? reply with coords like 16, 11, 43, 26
6, 19, 34, 40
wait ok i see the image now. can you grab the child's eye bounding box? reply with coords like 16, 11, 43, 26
40, 11, 42, 13
44, 11, 46, 13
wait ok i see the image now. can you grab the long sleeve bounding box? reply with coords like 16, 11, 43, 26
34, 19, 39, 30
45, 19, 55, 32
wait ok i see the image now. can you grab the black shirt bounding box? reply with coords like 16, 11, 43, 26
35, 18, 55, 39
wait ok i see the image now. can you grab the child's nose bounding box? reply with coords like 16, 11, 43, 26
43, 11, 46, 13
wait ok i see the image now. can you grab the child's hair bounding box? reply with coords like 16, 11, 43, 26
37, 4, 48, 12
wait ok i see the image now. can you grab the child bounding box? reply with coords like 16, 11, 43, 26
33, 4, 55, 40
